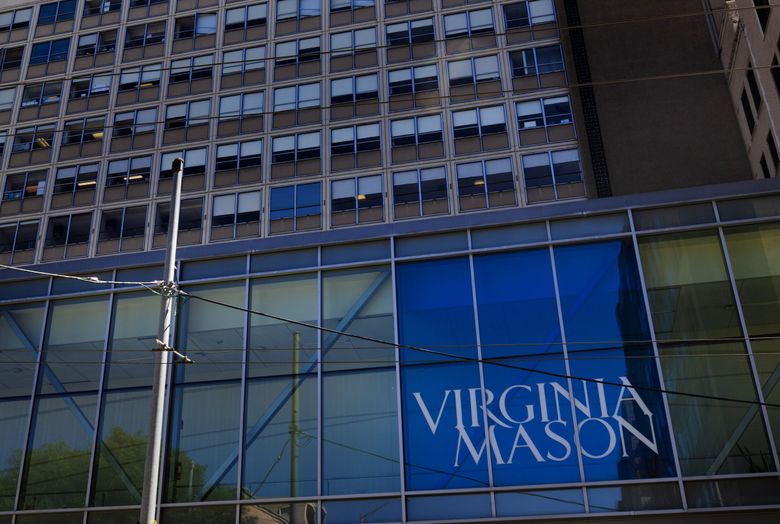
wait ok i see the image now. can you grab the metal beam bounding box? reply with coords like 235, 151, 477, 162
706, 361, 780, 475
0, 310, 141, 502
197, 270, 390, 499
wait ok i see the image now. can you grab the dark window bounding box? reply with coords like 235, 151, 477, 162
767, 131, 780, 168
37, 0, 76, 25
29, 38, 70, 64
741, 89, 755, 133
84, 0, 122, 16
755, 0, 770, 32
746, 63, 762, 110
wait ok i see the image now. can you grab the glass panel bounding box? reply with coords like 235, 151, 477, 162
323, 370, 399, 494
407, 493, 491, 521
495, 488, 585, 517
397, 258, 488, 490
474, 249, 580, 485
165, 381, 241, 502
41, 296, 109, 394
633, 203, 716, 231
587, 483, 682, 512
639, 231, 741, 340
0, 398, 30, 510
723, 223, 780, 336
395, 231, 468, 257
178, 283, 244, 384
660, 342, 772, 475
243, 374, 317, 498
160, 505, 236, 523
249, 274, 317, 378
105, 292, 159, 389
91, 388, 149, 506
685, 477, 780, 508
322, 267, 394, 371
0, 303, 44, 398
22, 393, 98, 509
321, 498, 402, 524
555, 241, 675, 481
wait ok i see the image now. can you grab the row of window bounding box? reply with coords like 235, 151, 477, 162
0, 43, 563, 118
0, 148, 582, 261
0, 95, 573, 175
5, 0, 555, 33
0, 147, 580, 223
0, 0, 557, 79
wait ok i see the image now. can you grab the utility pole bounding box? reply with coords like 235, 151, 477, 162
140, 157, 186, 524
289, 331, 300, 523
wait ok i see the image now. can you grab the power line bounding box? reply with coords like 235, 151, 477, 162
0, 58, 776, 144
0, 0, 772, 81
180, 290, 780, 409
2, 256, 779, 409
0, 261, 161, 286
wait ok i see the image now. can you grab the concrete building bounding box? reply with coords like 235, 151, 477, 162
0, 1, 779, 523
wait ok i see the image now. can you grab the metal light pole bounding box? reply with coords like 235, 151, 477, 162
140, 157, 185, 524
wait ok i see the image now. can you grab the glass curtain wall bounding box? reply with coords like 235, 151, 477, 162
0, 216, 779, 520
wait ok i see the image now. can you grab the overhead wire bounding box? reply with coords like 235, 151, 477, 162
178, 289, 780, 409
0, 62, 779, 143
0, 0, 773, 81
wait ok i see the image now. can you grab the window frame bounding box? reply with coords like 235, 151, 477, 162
330, 173, 384, 226
455, 157, 516, 210
392, 165, 449, 218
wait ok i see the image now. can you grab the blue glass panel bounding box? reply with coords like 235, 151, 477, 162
482, 359, 580, 485
474, 249, 580, 485
321, 498, 402, 524
0, 398, 30, 510
495, 488, 585, 517
554, 241, 675, 481
554, 240, 649, 348
407, 493, 492, 521
396, 257, 476, 362
473, 249, 560, 356
401, 362, 489, 490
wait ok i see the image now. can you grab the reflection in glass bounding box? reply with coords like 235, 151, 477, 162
322, 266, 394, 371
161, 505, 236, 523
86, 509, 139, 524
41, 296, 109, 394
15, 513, 82, 524
639, 231, 741, 340
0, 399, 30, 510
402, 362, 489, 490
166, 382, 241, 502
407, 493, 491, 521
475, 249, 578, 485
685, 477, 780, 508
321, 498, 402, 523
555, 241, 674, 481
323, 370, 399, 494
91, 389, 149, 506
21, 394, 97, 509
0, 303, 44, 398
178, 282, 245, 383
396, 258, 477, 361
724, 223, 780, 336
660, 342, 772, 475
724, 224, 780, 464
250, 274, 317, 378
243, 375, 317, 498
587, 482, 681, 512
105, 292, 158, 389
495, 488, 585, 517
240, 502, 318, 524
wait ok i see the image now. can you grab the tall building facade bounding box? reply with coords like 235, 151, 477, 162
707, 0, 780, 180
0, 1, 779, 523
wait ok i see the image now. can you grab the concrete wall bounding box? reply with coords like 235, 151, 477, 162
565, 0, 752, 196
